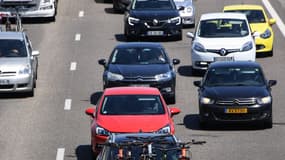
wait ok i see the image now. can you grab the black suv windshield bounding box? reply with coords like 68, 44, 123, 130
101, 95, 165, 115
110, 47, 168, 65
132, 0, 176, 10
204, 67, 266, 87
0, 40, 27, 57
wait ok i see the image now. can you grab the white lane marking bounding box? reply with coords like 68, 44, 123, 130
56, 148, 65, 160
262, 0, 285, 37
70, 62, 77, 71
75, 34, 81, 41
64, 99, 72, 110
79, 11, 84, 17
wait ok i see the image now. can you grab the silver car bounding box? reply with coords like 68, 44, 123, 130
0, 31, 39, 96
174, 0, 195, 27
0, 0, 57, 21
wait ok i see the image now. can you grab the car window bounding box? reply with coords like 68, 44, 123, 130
198, 19, 249, 38
101, 95, 165, 115
225, 10, 266, 23
204, 67, 266, 86
0, 39, 27, 57
110, 47, 167, 65
132, 0, 176, 10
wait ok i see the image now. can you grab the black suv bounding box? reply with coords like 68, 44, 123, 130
124, 0, 183, 41
98, 42, 180, 104
193, 61, 277, 128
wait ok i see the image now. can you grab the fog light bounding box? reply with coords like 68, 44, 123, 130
204, 113, 209, 117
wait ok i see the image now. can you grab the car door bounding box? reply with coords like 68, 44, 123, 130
25, 35, 38, 79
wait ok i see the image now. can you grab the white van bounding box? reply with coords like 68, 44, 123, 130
186, 12, 256, 74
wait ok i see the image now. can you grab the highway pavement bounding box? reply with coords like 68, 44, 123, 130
0, 0, 285, 160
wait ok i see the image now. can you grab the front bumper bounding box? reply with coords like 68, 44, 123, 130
125, 21, 182, 38
179, 12, 195, 25
104, 79, 175, 98
0, 74, 33, 92
199, 103, 272, 123
0, 7, 55, 18
191, 49, 256, 70
255, 36, 274, 53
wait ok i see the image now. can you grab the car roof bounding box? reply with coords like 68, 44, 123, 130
208, 61, 261, 69
109, 133, 176, 143
200, 12, 247, 20
223, 4, 264, 11
0, 32, 25, 40
103, 87, 161, 96
115, 42, 163, 49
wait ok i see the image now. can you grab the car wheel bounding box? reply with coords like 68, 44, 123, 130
27, 88, 34, 97
268, 49, 273, 57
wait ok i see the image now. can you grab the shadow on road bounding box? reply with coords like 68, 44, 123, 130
94, 0, 112, 3
0, 93, 31, 99
177, 65, 204, 77
114, 34, 183, 42
90, 91, 103, 105
75, 145, 93, 160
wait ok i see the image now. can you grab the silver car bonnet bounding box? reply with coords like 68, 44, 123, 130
0, 58, 30, 72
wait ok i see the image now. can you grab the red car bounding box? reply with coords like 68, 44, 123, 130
85, 87, 181, 156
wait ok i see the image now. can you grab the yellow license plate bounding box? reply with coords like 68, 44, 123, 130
225, 108, 248, 114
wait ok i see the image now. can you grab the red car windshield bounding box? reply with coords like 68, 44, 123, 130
100, 95, 165, 115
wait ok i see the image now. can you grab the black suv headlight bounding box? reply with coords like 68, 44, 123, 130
257, 96, 272, 104
168, 16, 181, 25
200, 97, 214, 104
155, 71, 172, 81
128, 17, 140, 26
107, 72, 124, 81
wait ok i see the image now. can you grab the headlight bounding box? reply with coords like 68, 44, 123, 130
186, 7, 193, 13
260, 29, 272, 39
241, 41, 253, 52
257, 96, 272, 104
96, 126, 111, 136
128, 17, 140, 26
200, 97, 214, 104
18, 65, 31, 75
193, 42, 206, 52
40, 5, 53, 10
155, 72, 172, 81
107, 72, 124, 81
42, 0, 51, 3
168, 16, 181, 25
156, 125, 171, 134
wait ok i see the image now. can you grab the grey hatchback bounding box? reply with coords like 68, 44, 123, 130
0, 31, 39, 96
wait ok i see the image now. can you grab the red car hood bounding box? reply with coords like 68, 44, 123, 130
97, 115, 170, 133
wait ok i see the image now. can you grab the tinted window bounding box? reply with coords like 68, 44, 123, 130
204, 67, 266, 86
101, 95, 165, 115
132, 0, 176, 10
110, 47, 167, 65
0, 40, 27, 57
198, 19, 249, 38
225, 10, 266, 23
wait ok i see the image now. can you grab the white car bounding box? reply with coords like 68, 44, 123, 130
173, 0, 195, 27
186, 12, 256, 74
0, 0, 57, 20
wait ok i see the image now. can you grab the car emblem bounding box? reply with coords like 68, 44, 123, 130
220, 48, 227, 56
233, 99, 239, 105
136, 76, 143, 81
153, 19, 159, 26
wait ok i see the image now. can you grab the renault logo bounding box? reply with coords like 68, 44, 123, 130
153, 19, 159, 26
220, 48, 227, 56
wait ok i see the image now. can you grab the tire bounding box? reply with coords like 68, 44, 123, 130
263, 116, 273, 129
27, 88, 34, 97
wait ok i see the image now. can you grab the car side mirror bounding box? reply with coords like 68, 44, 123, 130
32, 50, 40, 56
85, 107, 96, 118
252, 31, 260, 38
98, 59, 106, 66
169, 107, 181, 117
268, 80, 277, 87
269, 18, 276, 26
193, 81, 201, 87
172, 59, 180, 65
186, 32, 194, 39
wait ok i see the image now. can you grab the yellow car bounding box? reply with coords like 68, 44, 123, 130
223, 4, 276, 56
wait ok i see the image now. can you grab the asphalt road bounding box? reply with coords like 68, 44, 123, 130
0, 0, 285, 160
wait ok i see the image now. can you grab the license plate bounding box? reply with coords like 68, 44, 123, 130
0, 79, 10, 85
214, 57, 234, 61
225, 108, 248, 114
147, 31, 164, 36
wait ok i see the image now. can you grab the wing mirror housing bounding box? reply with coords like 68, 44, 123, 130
268, 80, 277, 87
85, 107, 96, 118
32, 50, 40, 56
98, 59, 107, 66
193, 81, 201, 87
269, 18, 276, 25
186, 32, 195, 39
169, 107, 181, 117
172, 58, 180, 65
